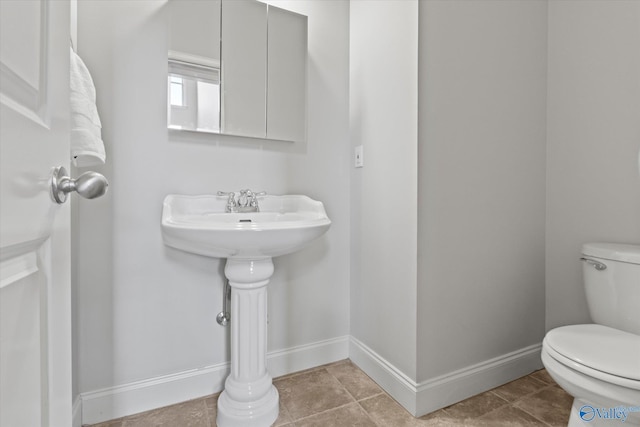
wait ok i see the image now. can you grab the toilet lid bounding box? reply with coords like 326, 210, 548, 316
545, 324, 640, 381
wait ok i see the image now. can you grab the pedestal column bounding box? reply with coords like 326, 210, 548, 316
217, 258, 279, 427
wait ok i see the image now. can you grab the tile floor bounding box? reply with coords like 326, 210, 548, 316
87, 360, 573, 427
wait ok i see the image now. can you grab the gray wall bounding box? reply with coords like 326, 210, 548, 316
75, 0, 350, 394
349, 0, 419, 381
350, 0, 547, 390
350, 0, 548, 400
416, 0, 548, 382
546, 0, 640, 330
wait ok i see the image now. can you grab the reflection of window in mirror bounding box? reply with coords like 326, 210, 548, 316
169, 76, 185, 107
167, 59, 220, 133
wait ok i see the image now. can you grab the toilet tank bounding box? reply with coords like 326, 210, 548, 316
582, 243, 640, 335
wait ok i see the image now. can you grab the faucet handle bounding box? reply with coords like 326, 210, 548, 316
217, 191, 237, 211
247, 190, 266, 200
247, 191, 266, 209
217, 191, 236, 201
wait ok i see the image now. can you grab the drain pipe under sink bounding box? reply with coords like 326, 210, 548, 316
216, 279, 231, 326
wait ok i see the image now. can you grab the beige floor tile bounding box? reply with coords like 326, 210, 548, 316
122, 398, 210, 427
359, 393, 430, 427
294, 402, 377, 427
274, 396, 293, 426
529, 369, 555, 385
490, 375, 549, 402
203, 395, 217, 426
514, 385, 573, 427
274, 368, 355, 421
418, 409, 448, 422
476, 405, 548, 426
89, 421, 125, 427
442, 391, 509, 420
326, 360, 383, 401
418, 408, 475, 426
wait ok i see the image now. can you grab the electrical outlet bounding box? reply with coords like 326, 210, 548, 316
354, 145, 364, 168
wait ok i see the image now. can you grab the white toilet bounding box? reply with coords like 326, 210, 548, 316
542, 243, 640, 426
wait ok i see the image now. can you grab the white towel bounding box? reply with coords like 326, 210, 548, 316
70, 46, 106, 167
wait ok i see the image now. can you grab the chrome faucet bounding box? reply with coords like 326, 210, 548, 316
217, 190, 266, 213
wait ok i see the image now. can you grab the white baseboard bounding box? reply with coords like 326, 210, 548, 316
79, 335, 541, 424
349, 336, 543, 417
80, 335, 349, 425
73, 395, 82, 427
348, 336, 420, 414
414, 342, 543, 416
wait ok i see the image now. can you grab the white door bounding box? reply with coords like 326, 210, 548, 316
0, 1, 72, 426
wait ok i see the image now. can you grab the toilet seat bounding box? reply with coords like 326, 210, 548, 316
544, 324, 640, 388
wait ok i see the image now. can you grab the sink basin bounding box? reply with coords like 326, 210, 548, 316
161, 194, 331, 259
161, 193, 331, 426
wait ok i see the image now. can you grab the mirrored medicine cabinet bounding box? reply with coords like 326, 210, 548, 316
167, 0, 307, 142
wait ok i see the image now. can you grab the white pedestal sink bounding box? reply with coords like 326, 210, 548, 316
161, 194, 331, 427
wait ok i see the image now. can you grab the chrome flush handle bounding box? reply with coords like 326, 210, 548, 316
580, 257, 607, 271
51, 166, 109, 204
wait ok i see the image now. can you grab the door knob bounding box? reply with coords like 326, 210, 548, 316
51, 166, 109, 204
